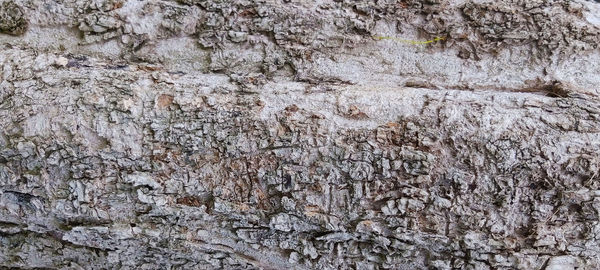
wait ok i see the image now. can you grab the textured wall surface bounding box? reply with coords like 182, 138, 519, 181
1, 0, 600, 269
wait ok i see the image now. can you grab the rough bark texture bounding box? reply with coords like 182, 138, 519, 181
1, 0, 600, 269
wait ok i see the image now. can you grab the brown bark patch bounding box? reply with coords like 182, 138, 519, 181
156, 94, 174, 109
176, 196, 203, 207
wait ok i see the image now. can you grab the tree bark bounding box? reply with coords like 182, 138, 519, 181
1, 0, 600, 269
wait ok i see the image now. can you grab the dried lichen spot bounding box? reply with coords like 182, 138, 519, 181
156, 94, 174, 109
0, 1, 28, 36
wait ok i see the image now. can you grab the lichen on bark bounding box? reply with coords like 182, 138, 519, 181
0, 0, 28, 36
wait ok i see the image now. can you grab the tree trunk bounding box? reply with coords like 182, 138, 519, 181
1, 0, 600, 269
